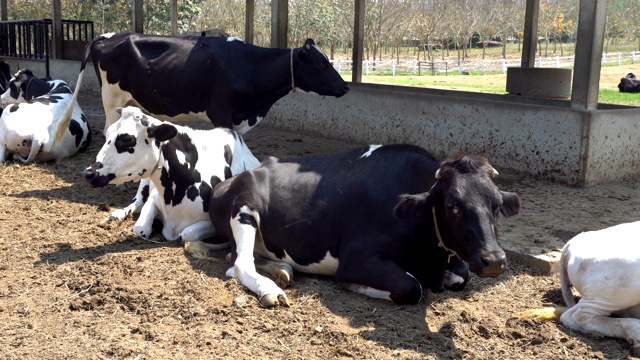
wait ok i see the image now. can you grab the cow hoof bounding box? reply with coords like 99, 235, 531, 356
259, 293, 291, 308
271, 268, 292, 289
184, 241, 211, 259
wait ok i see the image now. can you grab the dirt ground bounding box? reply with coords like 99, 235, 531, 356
1, 91, 639, 360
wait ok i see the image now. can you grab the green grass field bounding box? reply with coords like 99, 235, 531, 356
342, 63, 640, 107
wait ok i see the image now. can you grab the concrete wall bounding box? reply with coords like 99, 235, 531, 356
267, 83, 640, 186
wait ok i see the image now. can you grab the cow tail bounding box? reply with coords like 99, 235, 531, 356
23, 137, 42, 163
515, 246, 573, 322
559, 245, 576, 307
49, 35, 105, 149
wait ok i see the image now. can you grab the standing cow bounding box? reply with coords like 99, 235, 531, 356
79, 31, 349, 134
209, 145, 521, 307
518, 221, 640, 356
82, 106, 259, 245
0, 69, 91, 163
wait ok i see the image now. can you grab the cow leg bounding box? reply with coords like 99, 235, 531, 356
132, 187, 159, 239
177, 221, 225, 248
226, 205, 290, 308
107, 179, 152, 222
560, 299, 640, 355
254, 257, 294, 289
335, 243, 423, 305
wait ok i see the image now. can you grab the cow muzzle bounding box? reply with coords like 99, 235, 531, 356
81, 162, 115, 188
472, 250, 507, 278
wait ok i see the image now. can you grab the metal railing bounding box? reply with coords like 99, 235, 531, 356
0, 19, 94, 77
330, 51, 640, 76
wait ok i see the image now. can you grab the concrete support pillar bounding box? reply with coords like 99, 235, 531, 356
352, 0, 365, 83
571, 0, 608, 110
245, 0, 255, 44
132, 0, 143, 34
271, 0, 287, 49
1, 0, 7, 21
51, 0, 62, 60
170, 0, 177, 35
521, 0, 539, 68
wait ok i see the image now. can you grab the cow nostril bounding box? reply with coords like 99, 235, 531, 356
81, 169, 95, 180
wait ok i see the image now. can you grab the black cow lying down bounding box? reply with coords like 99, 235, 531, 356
209, 144, 521, 307
618, 73, 640, 93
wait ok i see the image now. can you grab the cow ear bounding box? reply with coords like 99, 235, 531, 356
147, 123, 178, 142
394, 192, 436, 220
499, 191, 521, 218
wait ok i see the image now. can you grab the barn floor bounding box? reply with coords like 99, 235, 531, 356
0, 92, 638, 359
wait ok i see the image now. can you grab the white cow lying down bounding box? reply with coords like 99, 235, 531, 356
519, 221, 640, 356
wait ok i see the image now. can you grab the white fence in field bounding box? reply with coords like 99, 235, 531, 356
330, 51, 640, 76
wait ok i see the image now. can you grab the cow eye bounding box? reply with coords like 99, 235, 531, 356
447, 203, 461, 216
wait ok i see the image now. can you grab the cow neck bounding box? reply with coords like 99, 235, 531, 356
432, 206, 457, 263
290, 48, 295, 92
147, 142, 165, 180
25, 77, 34, 100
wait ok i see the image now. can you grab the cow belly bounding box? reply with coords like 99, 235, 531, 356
253, 239, 339, 276
100, 73, 209, 132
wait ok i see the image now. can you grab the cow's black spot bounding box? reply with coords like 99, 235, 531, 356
238, 212, 257, 227
48, 82, 72, 95
141, 184, 150, 202
223, 144, 232, 165
160, 132, 202, 207
114, 133, 137, 153
68, 119, 84, 147
140, 115, 149, 127
199, 179, 216, 212
186, 185, 199, 201
9, 104, 19, 112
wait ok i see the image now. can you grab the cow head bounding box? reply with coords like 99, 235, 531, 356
292, 39, 349, 98
82, 106, 177, 187
394, 153, 520, 278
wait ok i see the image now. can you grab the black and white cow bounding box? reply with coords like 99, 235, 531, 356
82, 106, 259, 245
0, 69, 91, 163
618, 73, 640, 93
0, 60, 10, 117
79, 31, 349, 134
209, 145, 521, 307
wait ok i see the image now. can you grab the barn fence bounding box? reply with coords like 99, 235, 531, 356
329, 51, 640, 76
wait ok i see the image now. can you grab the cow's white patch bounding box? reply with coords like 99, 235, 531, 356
227, 36, 245, 43
359, 145, 382, 158
175, 149, 186, 165
443, 270, 465, 287
346, 284, 392, 301
253, 241, 339, 276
